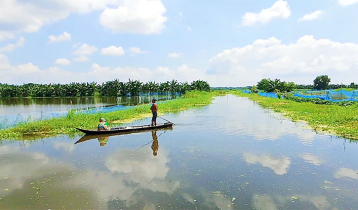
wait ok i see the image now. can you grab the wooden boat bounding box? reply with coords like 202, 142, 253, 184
75, 122, 174, 135
75, 126, 173, 144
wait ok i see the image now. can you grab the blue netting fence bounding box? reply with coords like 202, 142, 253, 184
258, 92, 279, 99
293, 89, 358, 102
254, 89, 358, 102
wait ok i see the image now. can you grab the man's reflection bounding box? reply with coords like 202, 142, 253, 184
98, 136, 109, 147
151, 130, 159, 156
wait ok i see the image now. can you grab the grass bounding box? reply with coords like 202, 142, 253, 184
230, 90, 358, 141
0, 91, 225, 140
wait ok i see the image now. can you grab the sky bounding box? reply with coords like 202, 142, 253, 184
0, 0, 357, 87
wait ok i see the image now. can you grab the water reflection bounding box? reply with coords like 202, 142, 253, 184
0, 143, 179, 209
151, 130, 159, 156
243, 153, 291, 175
301, 153, 323, 166
98, 136, 109, 147
335, 168, 358, 180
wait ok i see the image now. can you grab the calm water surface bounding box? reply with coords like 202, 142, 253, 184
0, 96, 175, 115
1, 95, 357, 209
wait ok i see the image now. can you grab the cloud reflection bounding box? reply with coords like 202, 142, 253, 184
0, 145, 55, 195
243, 153, 291, 175
253, 194, 278, 210
0, 144, 179, 209
70, 148, 180, 204
53, 141, 75, 152
335, 168, 358, 180
201, 191, 233, 210
254, 194, 334, 210
301, 153, 323, 166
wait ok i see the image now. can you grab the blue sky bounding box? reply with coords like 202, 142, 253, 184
0, 0, 357, 86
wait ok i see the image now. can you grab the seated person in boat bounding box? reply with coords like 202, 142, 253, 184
150, 99, 158, 126
98, 118, 110, 131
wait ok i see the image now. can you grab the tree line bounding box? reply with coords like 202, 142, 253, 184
253, 75, 357, 93
0, 79, 211, 98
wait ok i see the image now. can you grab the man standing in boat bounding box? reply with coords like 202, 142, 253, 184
150, 99, 158, 126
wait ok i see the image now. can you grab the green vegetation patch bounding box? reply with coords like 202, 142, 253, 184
0, 91, 224, 140
231, 90, 358, 141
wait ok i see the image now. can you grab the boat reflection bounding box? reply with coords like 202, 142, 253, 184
75, 126, 173, 146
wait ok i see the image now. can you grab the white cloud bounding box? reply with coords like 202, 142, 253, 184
299, 10, 325, 21
0, 53, 206, 84
0, 0, 167, 40
73, 44, 97, 55
209, 35, 358, 86
101, 46, 125, 56
130, 47, 147, 54
187, 26, 192, 31
0, 31, 16, 41
0, 37, 25, 52
55, 58, 71, 65
0, 54, 11, 70
0, 0, 116, 40
176, 12, 184, 21
243, 153, 291, 175
48, 32, 71, 43
73, 55, 89, 62
242, 0, 291, 26
100, 0, 167, 34
338, 0, 358, 6
168, 53, 182, 58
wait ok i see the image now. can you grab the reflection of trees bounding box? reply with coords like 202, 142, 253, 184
243, 153, 291, 175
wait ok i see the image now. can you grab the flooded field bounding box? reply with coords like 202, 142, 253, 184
0, 95, 176, 129
1, 95, 357, 209
0, 95, 175, 115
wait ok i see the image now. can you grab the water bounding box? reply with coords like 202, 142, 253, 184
1, 95, 358, 209
0, 95, 177, 129
0, 96, 176, 115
